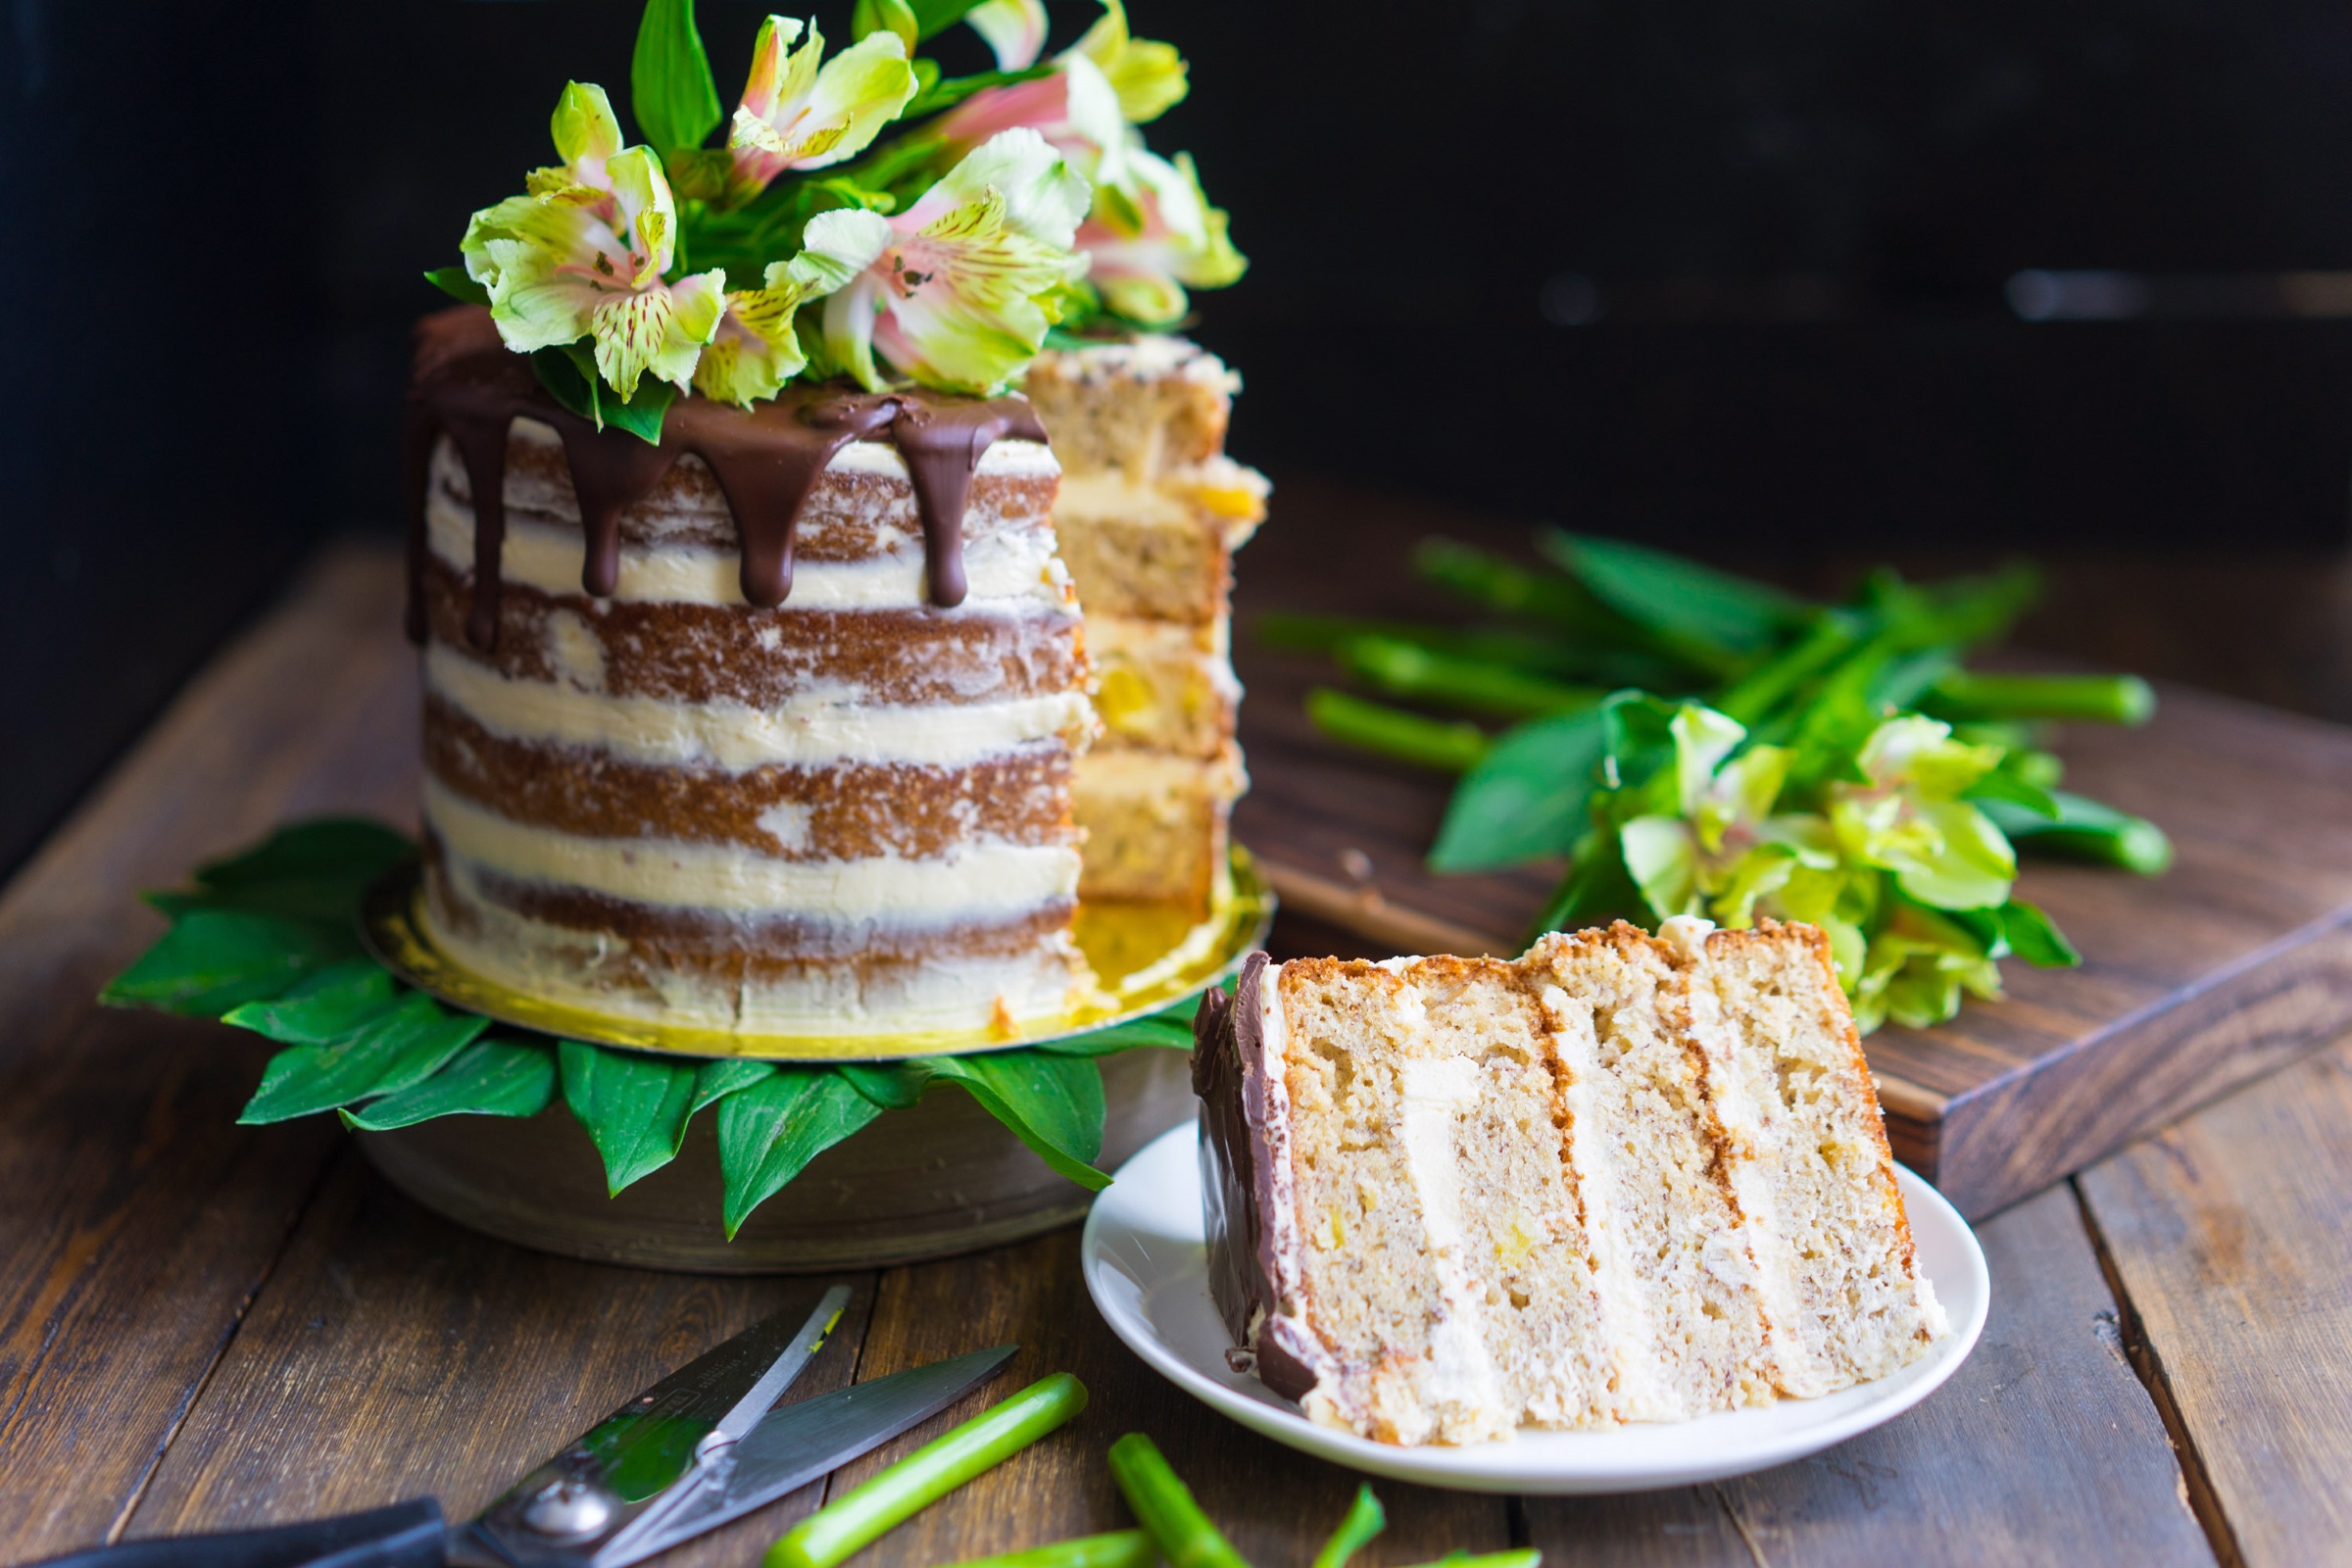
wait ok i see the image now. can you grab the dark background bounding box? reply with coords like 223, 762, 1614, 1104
8, 0, 2352, 876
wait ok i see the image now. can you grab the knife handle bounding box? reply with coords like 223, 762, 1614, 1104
25, 1498, 448, 1568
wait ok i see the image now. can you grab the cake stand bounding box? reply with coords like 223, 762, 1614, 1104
349, 850, 1273, 1272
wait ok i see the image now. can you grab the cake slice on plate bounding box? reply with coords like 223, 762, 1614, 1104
1193, 917, 1947, 1446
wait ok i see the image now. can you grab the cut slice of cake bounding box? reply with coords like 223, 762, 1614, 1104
1024, 336, 1268, 917
1193, 918, 1946, 1446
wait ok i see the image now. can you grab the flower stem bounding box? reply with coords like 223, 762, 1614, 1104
935, 1530, 1156, 1568
763, 1374, 1087, 1568
1105, 1432, 1250, 1568
1306, 689, 1490, 772
1931, 669, 2156, 726
1337, 636, 1600, 719
1309, 1484, 1387, 1568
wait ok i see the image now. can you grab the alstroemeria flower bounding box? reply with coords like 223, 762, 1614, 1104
819, 128, 1090, 394
1849, 902, 2006, 1034
693, 209, 890, 407
965, 0, 1050, 71
1829, 715, 2015, 910
1078, 148, 1246, 326
1069, 0, 1189, 123
1619, 705, 1835, 926
722, 17, 919, 204
933, 48, 1130, 183
462, 82, 727, 400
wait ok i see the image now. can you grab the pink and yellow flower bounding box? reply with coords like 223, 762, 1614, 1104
817, 128, 1090, 395
462, 82, 726, 400
722, 16, 919, 205
1077, 148, 1245, 327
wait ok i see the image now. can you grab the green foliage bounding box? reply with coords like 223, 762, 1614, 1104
530, 344, 675, 444
107, 819, 1211, 1232
716, 1068, 887, 1236
423, 267, 491, 307
1293, 538, 2171, 1036
631, 0, 724, 158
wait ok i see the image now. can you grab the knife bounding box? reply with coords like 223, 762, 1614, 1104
34, 1283, 1016, 1568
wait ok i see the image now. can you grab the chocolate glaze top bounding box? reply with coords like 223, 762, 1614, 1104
404, 307, 1050, 650
1193, 951, 1322, 1402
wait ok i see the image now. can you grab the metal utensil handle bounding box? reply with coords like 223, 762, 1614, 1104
23, 1499, 447, 1568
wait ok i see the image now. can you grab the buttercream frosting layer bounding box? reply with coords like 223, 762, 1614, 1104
416, 560, 1086, 713
422, 777, 1079, 921
424, 695, 1073, 860
425, 640, 1095, 774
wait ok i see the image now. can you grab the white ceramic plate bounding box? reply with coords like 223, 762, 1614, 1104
1081, 1121, 1989, 1494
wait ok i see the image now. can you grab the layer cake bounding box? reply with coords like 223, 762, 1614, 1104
409, 308, 1097, 1037
1023, 337, 1267, 914
1194, 919, 1947, 1446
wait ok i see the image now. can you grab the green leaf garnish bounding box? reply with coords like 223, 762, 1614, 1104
561, 1042, 703, 1195
423, 266, 491, 306
342, 1038, 559, 1130
630, 0, 724, 158
716, 1070, 887, 1238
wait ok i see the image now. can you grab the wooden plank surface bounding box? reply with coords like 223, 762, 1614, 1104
127, 1149, 870, 1568
0, 546, 418, 1557
2078, 1033, 2352, 1568
1231, 487, 2352, 1216
1525, 1184, 2212, 1567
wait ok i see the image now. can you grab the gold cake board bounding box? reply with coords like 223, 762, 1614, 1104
360, 847, 1274, 1062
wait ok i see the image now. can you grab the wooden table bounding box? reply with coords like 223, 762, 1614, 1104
5, 504, 2350, 1567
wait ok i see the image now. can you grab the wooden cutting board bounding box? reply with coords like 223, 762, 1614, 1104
1232, 638, 2352, 1221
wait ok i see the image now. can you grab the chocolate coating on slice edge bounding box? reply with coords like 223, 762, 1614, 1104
1192, 951, 1320, 1402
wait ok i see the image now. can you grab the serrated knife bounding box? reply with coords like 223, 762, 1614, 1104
32, 1284, 1015, 1568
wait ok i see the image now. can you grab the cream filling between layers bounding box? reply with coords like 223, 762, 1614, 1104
426, 642, 1092, 772
1544, 987, 1672, 1424
423, 777, 1080, 919
1396, 1048, 1511, 1440
427, 493, 1076, 611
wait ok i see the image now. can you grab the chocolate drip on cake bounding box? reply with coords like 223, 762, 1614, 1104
405, 306, 1047, 649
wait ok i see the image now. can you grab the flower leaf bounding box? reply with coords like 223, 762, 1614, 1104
1428, 707, 1609, 873
1538, 529, 1809, 657
1998, 899, 2082, 968
341, 1038, 559, 1130
560, 1041, 702, 1195
924, 1051, 1110, 1190
423, 267, 491, 306
692, 1057, 776, 1111
631, 0, 724, 158
716, 1070, 887, 1237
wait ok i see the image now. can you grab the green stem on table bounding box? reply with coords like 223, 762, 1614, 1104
1309, 1484, 1387, 1568
1712, 613, 1860, 725
1396, 1552, 1544, 1568
1930, 669, 2156, 726
764, 1374, 1088, 1568
935, 1530, 1155, 1568
1105, 1432, 1251, 1568
1306, 689, 1489, 772
1412, 537, 1610, 628
1983, 790, 2173, 875
1337, 636, 1600, 720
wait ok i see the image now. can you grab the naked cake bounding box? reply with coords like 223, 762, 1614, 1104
1193, 918, 1947, 1446
1024, 337, 1268, 914
409, 309, 1096, 1037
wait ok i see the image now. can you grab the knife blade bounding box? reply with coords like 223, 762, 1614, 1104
466, 1285, 854, 1568
597, 1346, 1020, 1567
